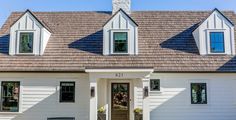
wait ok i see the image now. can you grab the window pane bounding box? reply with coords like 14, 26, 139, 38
191, 83, 207, 104
1, 82, 20, 112
210, 32, 224, 53
114, 32, 128, 53
19, 32, 33, 53
112, 83, 129, 110
114, 32, 127, 41
60, 82, 75, 102
150, 79, 160, 91
61, 93, 74, 101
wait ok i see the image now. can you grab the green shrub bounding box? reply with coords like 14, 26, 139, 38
134, 108, 142, 114
98, 107, 106, 113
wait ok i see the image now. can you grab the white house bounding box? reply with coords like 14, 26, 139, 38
0, 0, 236, 120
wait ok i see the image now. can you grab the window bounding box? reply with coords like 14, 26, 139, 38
191, 83, 207, 104
48, 117, 75, 120
210, 32, 225, 53
60, 82, 75, 102
150, 79, 160, 91
113, 32, 128, 53
19, 32, 34, 53
1, 82, 20, 112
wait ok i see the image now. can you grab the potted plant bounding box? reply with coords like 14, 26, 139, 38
97, 107, 106, 120
134, 108, 143, 120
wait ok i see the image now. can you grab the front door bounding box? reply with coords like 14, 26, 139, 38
111, 83, 130, 120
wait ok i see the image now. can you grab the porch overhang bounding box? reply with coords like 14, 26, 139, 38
85, 68, 154, 73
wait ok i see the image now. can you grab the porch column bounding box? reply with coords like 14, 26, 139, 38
90, 78, 97, 120
142, 76, 150, 120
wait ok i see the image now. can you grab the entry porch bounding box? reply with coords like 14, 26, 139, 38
86, 68, 153, 120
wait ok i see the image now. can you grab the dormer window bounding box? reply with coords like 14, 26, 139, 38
210, 32, 225, 53
192, 8, 235, 55
19, 32, 34, 53
113, 32, 128, 53
103, 9, 138, 55
9, 10, 51, 56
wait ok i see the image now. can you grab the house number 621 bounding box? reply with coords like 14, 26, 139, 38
115, 73, 124, 77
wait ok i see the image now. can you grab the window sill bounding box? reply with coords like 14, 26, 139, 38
207, 53, 228, 56
190, 104, 209, 106
16, 53, 36, 56
150, 91, 162, 94
0, 112, 22, 114
109, 53, 131, 56
59, 101, 75, 103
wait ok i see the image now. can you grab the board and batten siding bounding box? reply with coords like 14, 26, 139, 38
149, 73, 236, 120
9, 11, 51, 56
103, 10, 138, 55
0, 73, 89, 120
192, 9, 235, 55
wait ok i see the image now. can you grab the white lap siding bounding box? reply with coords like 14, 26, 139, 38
0, 73, 89, 120
150, 73, 236, 120
0, 72, 235, 120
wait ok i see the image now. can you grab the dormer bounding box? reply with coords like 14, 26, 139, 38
9, 10, 51, 56
103, 0, 138, 55
103, 8, 138, 55
193, 8, 235, 55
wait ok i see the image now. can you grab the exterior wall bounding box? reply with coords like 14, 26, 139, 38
9, 11, 51, 56
103, 10, 138, 55
192, 10, 235, 55
41, 28, 51, 55
0, 73, 89, 120
150, 73, 236, 120
0, 72, 235, 120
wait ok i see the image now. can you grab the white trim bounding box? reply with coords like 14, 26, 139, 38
85, 68, 154, 73
110, 29, 130, 55
230, 26, 235, 55
16, 30, 36, 55
206, 29, 227, 55
0, 112, 23, 115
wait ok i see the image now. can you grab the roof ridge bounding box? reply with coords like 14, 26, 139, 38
10, 10, 235, 13
11, 11, 112, 13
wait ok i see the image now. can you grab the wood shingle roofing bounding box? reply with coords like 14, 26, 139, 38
0, 10, 236, 72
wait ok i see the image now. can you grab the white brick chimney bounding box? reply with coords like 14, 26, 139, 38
112, 0, 131, 14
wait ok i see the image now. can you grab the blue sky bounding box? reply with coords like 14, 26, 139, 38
0, 0, 235, 27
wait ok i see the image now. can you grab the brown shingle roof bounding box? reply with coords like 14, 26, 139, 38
0, 10, 236, 72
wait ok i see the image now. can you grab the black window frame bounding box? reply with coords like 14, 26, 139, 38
1, 81, 20, 112
19, 32, 34, 54
60, 82, 75, 103
150, 79, 160, 91
113, 32, 128, 53
191, 83, 207, 104
210, 32, 225, 53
